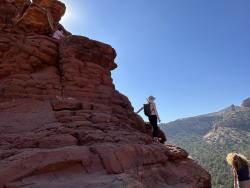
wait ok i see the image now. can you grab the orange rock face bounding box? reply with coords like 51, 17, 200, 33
0, 0, 211, 188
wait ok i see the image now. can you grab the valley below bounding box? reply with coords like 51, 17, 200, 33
162, 100, 250, 188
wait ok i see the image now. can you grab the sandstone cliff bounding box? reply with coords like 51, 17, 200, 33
0, 0, 211, 187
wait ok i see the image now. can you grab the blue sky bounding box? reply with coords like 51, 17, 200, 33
61, 0, 250, 122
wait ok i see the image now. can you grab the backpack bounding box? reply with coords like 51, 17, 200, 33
143, 103, 151, 117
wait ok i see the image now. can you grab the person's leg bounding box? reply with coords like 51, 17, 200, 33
149, 115, 158, 138
148, 115, 153, 131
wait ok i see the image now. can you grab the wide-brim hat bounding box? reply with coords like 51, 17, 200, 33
148, 96, 155, 100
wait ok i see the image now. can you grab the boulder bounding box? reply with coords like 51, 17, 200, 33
33, 0, 65, 23
0, 0, 66, 34
16, 4, 52, 34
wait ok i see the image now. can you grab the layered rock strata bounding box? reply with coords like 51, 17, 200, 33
0, 0, 211, 187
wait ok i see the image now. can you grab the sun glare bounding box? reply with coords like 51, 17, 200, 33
59, 0, 89, 32
60, 0, 76, 24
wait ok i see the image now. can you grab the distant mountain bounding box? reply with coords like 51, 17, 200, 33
161, 101, 250, 188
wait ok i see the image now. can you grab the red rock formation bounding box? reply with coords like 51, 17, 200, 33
145, 122, 167, 143
0, 0, 30, 29
0, 0, 211, 187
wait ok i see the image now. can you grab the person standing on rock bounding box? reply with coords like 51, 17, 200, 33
52, 27, 65, 40
137, 96, 161, 142
226, 153, 250, 188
